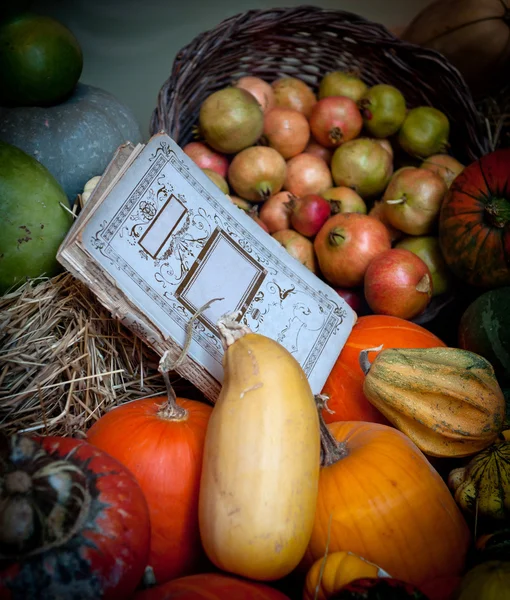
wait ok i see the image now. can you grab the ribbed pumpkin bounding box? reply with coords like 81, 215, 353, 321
448, 440, 510, 521
304, 415, 471, 587
360, 347, 506, 457
134, 573, 291, 600
401, 0, 510, 98
86, 359, 212, 584
303, 551, 390, 600
321, 315, 446, 425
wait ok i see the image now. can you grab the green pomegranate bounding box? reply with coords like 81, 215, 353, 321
398, 106, 450, 158
359, 84, 407, 138
318, 70, 368, 102
331, 138, 393, 199
0, 141, 73, 294
396, 235, 453, 296
199, 87, 264, 154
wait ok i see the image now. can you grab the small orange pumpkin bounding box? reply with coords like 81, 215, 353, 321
303, 409, 471, 587
303, 551, 390, 600
87, 356, 212, 584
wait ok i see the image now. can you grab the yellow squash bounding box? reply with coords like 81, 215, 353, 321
198, 317, 321, 581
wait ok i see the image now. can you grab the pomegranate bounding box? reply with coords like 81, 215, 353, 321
331, 138, 393, 198
228, 146, 286, 202
420, 154, 464, 188
364, 248, 433, 319
235, 76, 275, 113
271, 77, 317, 118
272, 229, 318, 273
359, 84, 407, 138
309, 96, 363, 148
304, 139, 333, 165
395, 235, 452, 296
284, 153, 333, 197
318, 70, 368, 102
290, 194, 331, 238
322, 187, 367, 214
248, 207, 270, 233
227, 195, 253, 212
183, 142, 229, 177
199, 87, 263, 154
259, 191, 294, 233
382, 167, 447, 235
375, 138, 394, 159
398, 106, 450, 158
313, 213, 392, 287
202, 168, 229, 194
368, 200, 403, 243
262, 107, 310, 159
335, 287, 365, 314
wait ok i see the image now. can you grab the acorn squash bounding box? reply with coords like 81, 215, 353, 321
360, 347, 506, 457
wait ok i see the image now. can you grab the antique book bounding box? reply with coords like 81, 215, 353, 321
57, 132, 357, 401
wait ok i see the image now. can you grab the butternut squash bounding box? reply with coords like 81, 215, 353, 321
198, 316, 320, 581
360, 346, 506, 458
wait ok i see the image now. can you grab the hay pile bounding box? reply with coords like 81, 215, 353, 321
0, 273, 204, 438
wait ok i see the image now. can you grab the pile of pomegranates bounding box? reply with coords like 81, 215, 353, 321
183, 72, 465, 321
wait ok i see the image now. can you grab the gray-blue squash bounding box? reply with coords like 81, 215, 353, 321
0, 83, 143, 203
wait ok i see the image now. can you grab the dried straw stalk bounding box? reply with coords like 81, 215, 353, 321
0, 273, 204, 438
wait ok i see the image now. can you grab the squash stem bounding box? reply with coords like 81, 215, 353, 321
217, 313, 253, 350
358, 345, 384, 375
315, 395, 349, 466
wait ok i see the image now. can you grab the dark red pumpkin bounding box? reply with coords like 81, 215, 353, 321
134, 573, 291, 599
329, 577, 429, 599
439, 148, 510, 288
0, 434, 150, 599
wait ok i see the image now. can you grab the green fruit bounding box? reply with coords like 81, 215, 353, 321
0, 13, 83, 106
395, 236, 452, 296
0, 141, 73, 294
458, 287, 510, 385
359, 84, 407, 138
331, 138, 393, 199
318, 71, 368, 102
398, 106, 450, 158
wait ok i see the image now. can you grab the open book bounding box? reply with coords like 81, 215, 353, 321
57, 132, 356, 401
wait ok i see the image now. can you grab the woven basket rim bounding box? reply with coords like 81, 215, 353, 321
150, 5, 490, 163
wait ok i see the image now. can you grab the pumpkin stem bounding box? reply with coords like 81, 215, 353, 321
217, 312, 253, 350
0, 433, 91, 559
315, 395, 349, 466
157, 297, 223, 420
358, 345, 384, 375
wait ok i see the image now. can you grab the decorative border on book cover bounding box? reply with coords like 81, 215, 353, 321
84, 136, 350, 379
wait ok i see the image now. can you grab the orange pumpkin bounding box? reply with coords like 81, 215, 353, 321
134, 573, 291, 600
303, 551, 390, 600
321, 315, 446, 424
304, 417, 471, 587
87, 375, 212, 584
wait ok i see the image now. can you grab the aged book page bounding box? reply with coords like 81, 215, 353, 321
58, 133, 356, 401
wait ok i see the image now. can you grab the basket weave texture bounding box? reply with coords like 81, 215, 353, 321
150, 5, 490, 164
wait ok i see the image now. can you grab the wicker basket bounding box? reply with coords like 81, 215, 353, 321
150, 5, 490, 164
